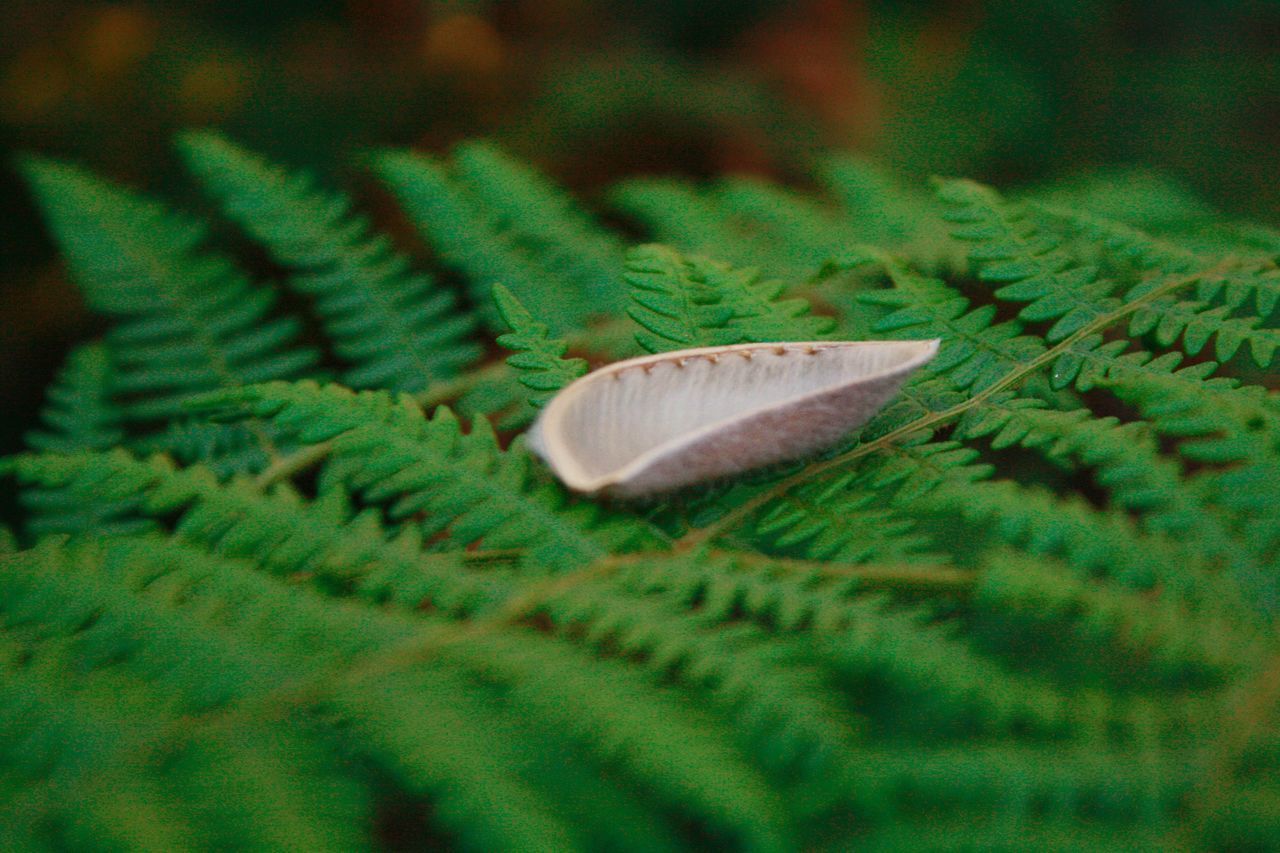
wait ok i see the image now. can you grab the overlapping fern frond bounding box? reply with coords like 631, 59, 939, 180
176, 130, 480, 392
624, 243, 835, 352
373, 141, 630, 334
5, 135, 1280, 850
20, 156, 320, 427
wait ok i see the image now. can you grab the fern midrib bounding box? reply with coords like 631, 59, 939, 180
680, 259, 1242, 546
669, 258, 713, 348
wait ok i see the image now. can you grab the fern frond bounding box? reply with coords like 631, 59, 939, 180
20, 344, 146, 538
844, 740, 1192, 843
1, 537, 555, 850
132, 419, 272, 476
816, 155, 923, 246
332, 665, 588, 851
954, 397, 1248, 565
1105, 369, 1280, 570
943, 180, 1279, 370
1125, 292, 1279, 367
625, 244, 834, 353
531, 555, 864, 773
451, 141, 629, 311
1033, 202, 1201, 276
176, 130, 479, 392
713, 179, 861, 273
1049, 334, 1215, 392
25, 343, 122, 454
1023, 166, 1213, 230
856, 818, 1170, 852
1040, 204, 1280, 321
373, 146, 627, 333
0, 539, 373, 850
848, 253, 1246, 425
193, 381, 661, 567
19, 156, 318, 425
818, 595, 1103, 738
0, 535, 614, 845
1, 449, 512, 615
610, 178, 761, 267
887, 434, 1002, 497
3, 534, 791, 850
372, 149, 576, 329
9, 141, 1280, 850
937, 178, 1122, 340
492, 283, 588, 409
612, 177, 869, 283
428, 627, 793, 851
915, 478, 1193, 593
858, 257, 1048, 392
1188, 221, 1280, 261
747, 466, 937, 566
445, 317, 633, 431
974, 550, 1263, 685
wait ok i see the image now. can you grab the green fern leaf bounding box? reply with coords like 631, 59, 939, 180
191, 381, 661, 568
1, 450, 512, 614
1126, 294, 1279, 367
1023, 166, 1213, 230
749, 468, 936, 566
625, 244, 834, 353
8, 141, 1280, 851
975, 550, 1262, 684
817, 155, 924, 246
25, 343, 121, 453
613, 177, 870, 282
610, 178, 762, 268
859, 257, 1048, 392
1105, 370, 1280, 571
20, 344, 147, 537
373, 145, 626, 333
176, 130, 480, 392
492, 283, 588, 409
451, 141, 629, 313
19, 156, 318, 427
938, 178, 1122, 340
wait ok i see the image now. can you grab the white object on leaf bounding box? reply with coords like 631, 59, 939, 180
527, 339, 939, 498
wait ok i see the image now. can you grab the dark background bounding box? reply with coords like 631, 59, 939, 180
3, 0, 1278, 455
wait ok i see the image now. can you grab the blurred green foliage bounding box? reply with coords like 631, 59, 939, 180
3, 127, 1280, 850
2, 0, 1278, 455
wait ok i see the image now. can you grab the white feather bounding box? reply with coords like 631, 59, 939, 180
528, 339, 939, 498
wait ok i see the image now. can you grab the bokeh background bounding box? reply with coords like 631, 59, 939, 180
3, 0, 1279, 456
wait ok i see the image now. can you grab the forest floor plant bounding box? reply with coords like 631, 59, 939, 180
3, 131, 1279, 850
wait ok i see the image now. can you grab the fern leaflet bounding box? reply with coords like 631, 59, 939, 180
19, 156, 318, 426
492, 283, 588, 409
625, 244, 834, 353
177, 130, 480, 391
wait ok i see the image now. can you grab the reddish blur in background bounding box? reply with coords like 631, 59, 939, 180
2, 0, 1278, 454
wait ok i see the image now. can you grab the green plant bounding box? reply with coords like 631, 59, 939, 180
3, 131, 1279, 850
